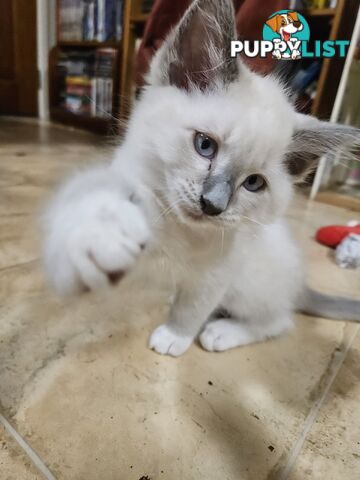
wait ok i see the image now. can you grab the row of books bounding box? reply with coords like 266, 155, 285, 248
57, 49, 116, 117
289, 0, 337, 8
290, 60, 321, 113
59, 0, 123, 42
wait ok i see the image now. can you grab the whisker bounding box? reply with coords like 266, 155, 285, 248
239, 214, 266, 227
154, 199, 183, 223
220, 228, 225, 256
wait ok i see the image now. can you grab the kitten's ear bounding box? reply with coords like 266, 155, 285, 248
149, 0, 238, 91
285, 114, 360, 183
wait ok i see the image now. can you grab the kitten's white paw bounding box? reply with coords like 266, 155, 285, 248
149, 324, 193, 357
200, 320, 252, 352
45, 192, 150, 295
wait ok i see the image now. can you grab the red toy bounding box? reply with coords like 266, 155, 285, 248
316, 224, 360, 248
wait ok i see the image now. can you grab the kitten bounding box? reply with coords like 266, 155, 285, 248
43, 0, 360, 357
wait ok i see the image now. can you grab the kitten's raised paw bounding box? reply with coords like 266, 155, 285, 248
45, 192, 150, 296
149, 324, 193, 357
200, 320, 252, 352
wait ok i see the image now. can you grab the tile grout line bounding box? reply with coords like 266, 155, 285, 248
278, 324, 360, 480
0, 413, 57, 480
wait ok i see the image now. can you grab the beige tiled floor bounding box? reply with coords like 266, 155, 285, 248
0, 118, 359, 480
1, 424, 42, 480
288, 333, 360, 480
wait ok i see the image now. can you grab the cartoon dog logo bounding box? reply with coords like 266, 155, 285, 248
265, 11, 304, 59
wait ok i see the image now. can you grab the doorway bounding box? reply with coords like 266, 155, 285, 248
0, 0, 38, 116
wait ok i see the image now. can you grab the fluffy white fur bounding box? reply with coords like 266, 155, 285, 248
43, 0, 358, 356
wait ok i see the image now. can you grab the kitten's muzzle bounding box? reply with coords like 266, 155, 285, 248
200, 179, 233, 216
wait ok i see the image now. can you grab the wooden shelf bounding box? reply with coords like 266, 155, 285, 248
58, 40, 121, 48
130, 14, 149, 24
315, 191, 360, 211
50, 106, 115, 134
311, 0, 359, 119
302, 8, 336, 16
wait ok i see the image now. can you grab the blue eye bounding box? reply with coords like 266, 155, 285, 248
194, 132, 218, 159
242, 174, 266, 192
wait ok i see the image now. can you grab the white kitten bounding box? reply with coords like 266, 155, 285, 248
43, 0, 360, 357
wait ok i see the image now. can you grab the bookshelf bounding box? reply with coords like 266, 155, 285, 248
301, 0, 359, 118
49, 0, 359, 134
58, 40, 121, 48
310, 6, 360, 207
303, 7, 336, 16
117, 0, 360, 121
49, 0, 150, 134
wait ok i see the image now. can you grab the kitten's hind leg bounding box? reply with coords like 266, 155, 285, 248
199, 314, 293, 352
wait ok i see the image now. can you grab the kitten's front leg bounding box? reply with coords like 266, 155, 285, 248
149, 278, 227, 357
43, 165, 151, 296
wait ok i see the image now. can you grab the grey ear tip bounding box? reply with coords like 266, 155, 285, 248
286, 120, 360, 181
154, 0, 238, 91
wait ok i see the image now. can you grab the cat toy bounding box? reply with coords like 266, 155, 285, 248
316, 222, 360, 268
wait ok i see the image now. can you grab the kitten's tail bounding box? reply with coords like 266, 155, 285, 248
298, 287, 360, 322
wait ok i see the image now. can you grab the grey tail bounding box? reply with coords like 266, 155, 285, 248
298, 287, 360, 323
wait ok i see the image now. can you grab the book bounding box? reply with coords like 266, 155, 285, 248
115, 0, 123, 39
94, 48, 116, 116
56, 48, 116, 118
59, 0, 85, 40
58, 0, 124, 42
104, 0, 116, 41
83, 0, 96, 40
97, 0, 105, 42
291, 62, 321, 92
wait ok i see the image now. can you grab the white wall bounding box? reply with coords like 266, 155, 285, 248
37, 0, 56, 120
